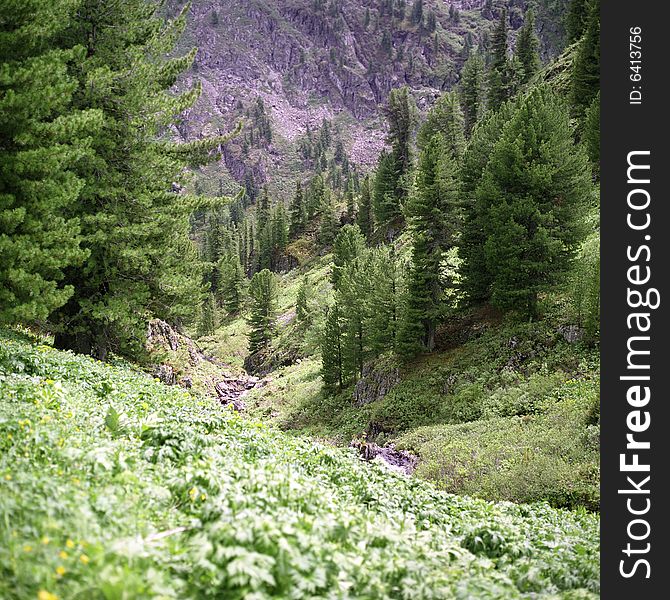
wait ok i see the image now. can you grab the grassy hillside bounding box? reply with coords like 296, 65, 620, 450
0, 328, 598, 599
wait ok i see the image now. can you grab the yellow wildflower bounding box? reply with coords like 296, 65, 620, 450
58, 551, 68, 560
55, 566, 66, 577
23, 545, 33, 553
37, 591, 59, 600
4, 474, 11, 481
41, 536, 50, 545
200, 493, 207, 501
188, 486, 198, 501
65, 539, 75, 549
79, 554, 90, 565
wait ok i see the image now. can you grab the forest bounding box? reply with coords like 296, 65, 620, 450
1, 0, 600, 598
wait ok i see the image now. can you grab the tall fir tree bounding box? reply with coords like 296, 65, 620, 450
0, 0, 102, 324
318, 193, 339, 247
295, 275, 312, 325
571, 0, 600, 120
476, 86, 591, 318
289, 180, 306, 237
566, 0, 589, 43
332, 225, 366, 288
385, 86, 418, 210
356, 175, 374, 240
247, 269, 277, 354
487, 8, 510, 106
219, 253, 246, 315
459, 52, 486, 138
398, 134, 460, 356
49, 0, 226, 359
416, 92, 465, 159
321, 302, 344, 393
197, 292, 219, 337
583, 92, 600, 176
515, 9, 541, 85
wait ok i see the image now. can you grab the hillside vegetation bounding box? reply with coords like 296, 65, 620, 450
0, 329, 599, 599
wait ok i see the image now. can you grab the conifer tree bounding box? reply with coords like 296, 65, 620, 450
385, 86, 418, 207
289, 180, 306, 236
296, 276, 312, 325
247, 269, 277, 354
356, 175, 374, 240
398, 133, 460, 356
257, 186, 271, 233
49, 0, 227, 359
373, 152, 399, 226
584, 92, 600, 175
476, 86, 591, 318
365, 246, 401, 355
306, 174, 326, 220
571, 0, 600, 119
487, 9, 510, 106
0, 0, 102, 324
566, 0, 589, 43
337, 257, 369, 382
219, 253, 246, 315
459, 52, 486, 138
515, 10, 541, 85
417, 92, 465, 159
197, 293, 219, 337
459, 100, 518, 304
321, 303, 344, 392
318, 194, 339, 247
332, 225, 366, 288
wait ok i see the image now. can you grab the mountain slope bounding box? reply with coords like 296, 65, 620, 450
1, 327, 598, 598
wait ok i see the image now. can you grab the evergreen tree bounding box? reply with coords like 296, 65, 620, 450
257, 186, 271, 233
566, 0, 589, 43
584, 92, 600, 175
219, 253, 246, 314
571, 0, 600, 119
398, 134, 460, 356
487, 9, 510, 106
0, 0, 102, 324
356, 175, 374, 240
385, 86, 418, 208
366, 246, 402, 355
247, 269, 277, 354
271, 202, 289, 257
318, 194, 340, 247
296, 276, 312, 325
321, 303, 344, 392
459, 100, 518, 304
197, 293, 219, 337
373, 152, 399, 226
306, 174, 326, 220
49, 0, 224, 359
332, 225, 366, 288
459, 52, 486, 138
477, 86, 591, 318
337, 257, 369, 382
417, 92, 465, 159
515, 9, 541, 85
345, 181, 356, 221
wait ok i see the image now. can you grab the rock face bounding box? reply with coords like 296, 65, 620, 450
353, 361, 400, 407
146, 319, 262, 411
170, 0, 568, 194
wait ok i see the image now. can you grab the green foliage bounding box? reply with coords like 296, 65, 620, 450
571, 0, 600, 119
459, 52, 486, 138
47, 0, 215, 359
583, 92, 600, 173
247, 269, 278, 354
565, 0, 589, 43
515, 10, 541, 85
331, 224, 365, 287
355, 175, 374, 240
289, 180, 306, 237
0, 0, 102, 325
372, 151, 399, 226
320, 303, 343, 392
219, 253, 247, 315
198, 293, 220, 337
465, 86, 591, 317
570, 232, 600, 340
417, 92, 465, 159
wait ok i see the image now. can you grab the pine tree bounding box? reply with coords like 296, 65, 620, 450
477, 86, 591, 318
247, 269, 277, 354
332, 225, 366, 288
257, 186, 271, 233
219, 253, 246, 314
321, 303, 344, 392
373, 152, 399, 226
337, 257, 369, 383
296, 276, 312, 325
385, 86, 418, 208
398, 134, 460, 356
366, 246, 402, 355
566, 0, 589, 43
0, 0, 102, 324
417, 92, 465, 160
49, 0, 225, 359
460, 100, 519, 304
306, 174, 326, 220
487, 9, 510, 106
197, 293, 219, 337
459, 52, 486, 138
584, 92, 600, 175
571, 0, 600, 119
356, 175, 374, 240
515, 9, 541, 85
289, 180, 306, 232
318, 194, 340, 247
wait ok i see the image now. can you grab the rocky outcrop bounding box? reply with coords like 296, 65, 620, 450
351, 439, 418, 475
353, 361, 400, 407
